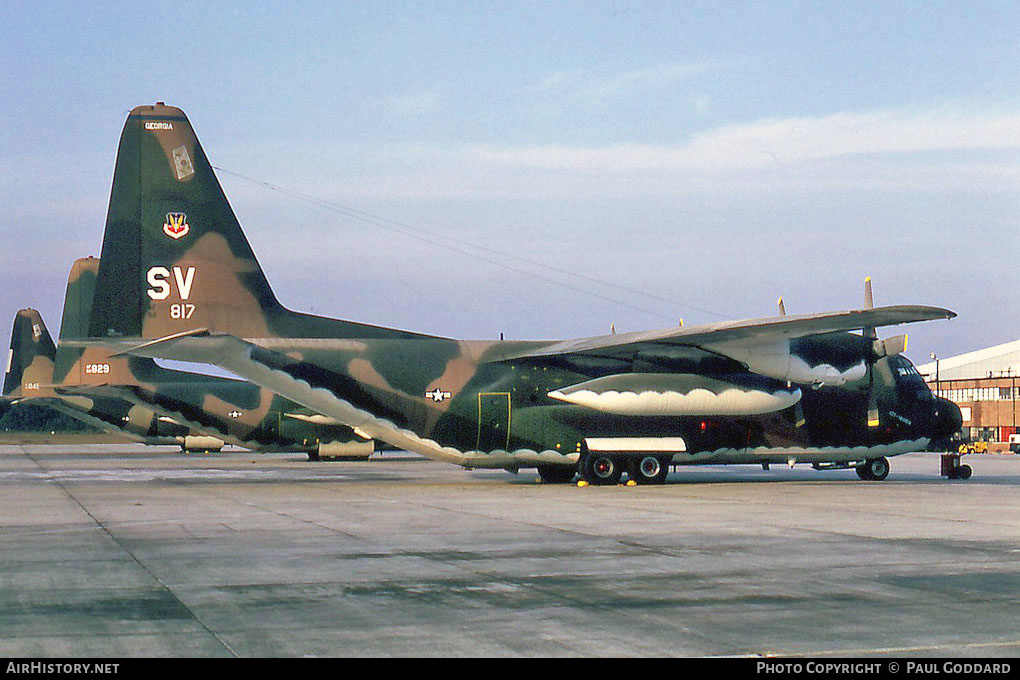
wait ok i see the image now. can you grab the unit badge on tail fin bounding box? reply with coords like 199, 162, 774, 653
163, 212, 190, 240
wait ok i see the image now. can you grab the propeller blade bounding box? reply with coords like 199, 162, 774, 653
863, 277, 877, 339
866, 356, 897, 428
867, 399, 880, 428
873, 334, 908, 359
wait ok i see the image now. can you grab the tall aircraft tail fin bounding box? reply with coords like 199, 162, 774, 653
4, 309, 56, 398
89, 103, 282, 339
56, 256, 167, 389
58, 257, 101, 342
89, 103, 431, 341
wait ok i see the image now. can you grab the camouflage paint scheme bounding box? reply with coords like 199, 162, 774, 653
4, 306, 187, 445
85, 104, 962, 483
7, 256, 372, 457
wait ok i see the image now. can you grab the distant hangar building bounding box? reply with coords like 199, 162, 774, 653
918, 340, 1020, 450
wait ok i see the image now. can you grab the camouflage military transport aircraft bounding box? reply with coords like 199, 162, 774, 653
85, 103, 961, 484
4, 306, 194, 447
8, 256, 373, 458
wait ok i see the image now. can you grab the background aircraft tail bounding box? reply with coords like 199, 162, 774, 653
89, 103, 430, 341
57, 257, 100, 342
56, 256, 181, 389
3, 309, 56, 399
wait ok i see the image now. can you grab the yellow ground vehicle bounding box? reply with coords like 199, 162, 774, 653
957, 441, 988, 454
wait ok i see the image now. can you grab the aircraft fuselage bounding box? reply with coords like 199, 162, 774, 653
228, 332, 957, 469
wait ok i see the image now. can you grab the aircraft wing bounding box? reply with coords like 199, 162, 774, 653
498, 305, 955, 361
12, 394, 172, 445
55, 383, 263, 450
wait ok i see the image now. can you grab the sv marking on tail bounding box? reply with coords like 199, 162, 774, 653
146, 266, 198, 319
146, 266, 197, 300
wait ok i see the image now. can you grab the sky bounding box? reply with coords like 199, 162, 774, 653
1, 1, 1018, 363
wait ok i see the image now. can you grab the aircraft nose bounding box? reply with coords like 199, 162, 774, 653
931, 397, 963, 440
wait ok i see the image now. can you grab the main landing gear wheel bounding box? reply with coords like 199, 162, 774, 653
856, 456, 890, 481
580, 451, 623, 486
628, 455, 671, 485
536, 464, 577, 484
948, 463, 973, 480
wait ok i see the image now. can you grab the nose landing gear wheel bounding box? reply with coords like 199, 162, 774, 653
946, 463, 973, 480
628, 455, 670, 485
856, 456, 890, 481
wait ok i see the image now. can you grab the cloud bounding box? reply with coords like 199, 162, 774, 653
467, 108, 1020, 173
529, 61, 720, 102
212, 105, 1020, 205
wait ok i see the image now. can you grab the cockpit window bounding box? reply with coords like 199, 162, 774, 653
890, 356, 918, 376
890, 356, 933, 401
892, 358, 921, 378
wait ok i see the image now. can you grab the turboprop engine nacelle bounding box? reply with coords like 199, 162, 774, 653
703, 339, 868, 387
153, 415, 189, 439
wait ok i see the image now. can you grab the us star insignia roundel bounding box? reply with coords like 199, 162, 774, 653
163, 212, 190, 240
426, 388, 452, 403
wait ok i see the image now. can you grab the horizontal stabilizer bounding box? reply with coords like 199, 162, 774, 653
111, 331, 470, 461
